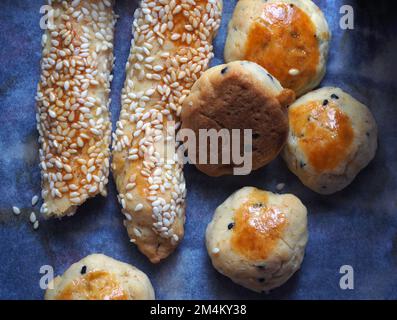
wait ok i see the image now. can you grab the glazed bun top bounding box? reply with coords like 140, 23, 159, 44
45, 254, 155, 300
283, 87, 378, 194
229, 188, 289, 261
225, 0, 331, 96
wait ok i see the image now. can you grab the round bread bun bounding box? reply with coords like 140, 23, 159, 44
206, 187, 308, 293
45, 254, 155, 300
225, 0, 330, 97
282, 87, 378, 194
181, 60, 295, 177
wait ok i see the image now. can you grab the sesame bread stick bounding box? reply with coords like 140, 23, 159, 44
36, 0, 116, 218
112, 0, 222, 263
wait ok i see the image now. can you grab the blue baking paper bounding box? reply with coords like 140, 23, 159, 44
0, 0, 396, 299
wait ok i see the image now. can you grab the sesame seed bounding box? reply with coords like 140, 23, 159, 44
126, 183, 136, 190
88, 186, 98, 194
126, 193, 134, 201
30, 212, 37, 223
212, 247, 220, 254
12, 206, 21, 215
171, 234, 179, 245
276, 183, 285, 191
133, 228, 142, 238
288, 68, 300, 76
70, 197, 81, 204
31, 195, 39, 206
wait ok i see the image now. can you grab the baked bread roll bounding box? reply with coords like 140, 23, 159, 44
181, 61, 295, 177
225, 0, 330, 97
45, 254, 155, 300
282, 87, 378, 194
112, 0, 222, 263
36, 0, 116, 218
206, 187, 308, 293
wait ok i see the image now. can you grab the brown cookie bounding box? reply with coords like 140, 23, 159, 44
181, 61, 295, 176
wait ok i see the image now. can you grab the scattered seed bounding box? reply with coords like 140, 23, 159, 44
276, 183, 285, 191
29, 212, 37, 223
31, 195, 39, 206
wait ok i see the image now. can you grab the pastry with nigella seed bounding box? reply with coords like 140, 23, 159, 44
282, 87, 378, 194
45, 254, 155, 300
225, 0, 331, 97
206, 187, 308, 293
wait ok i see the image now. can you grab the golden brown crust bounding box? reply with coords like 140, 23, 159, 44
206, 187, 308, 292
112, 0, 222, 263
282, 87, 378, 194
224, 0, 330, 97
181, 61, 295, 176
36, 0, 116, 218
45, 254, 155, 300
